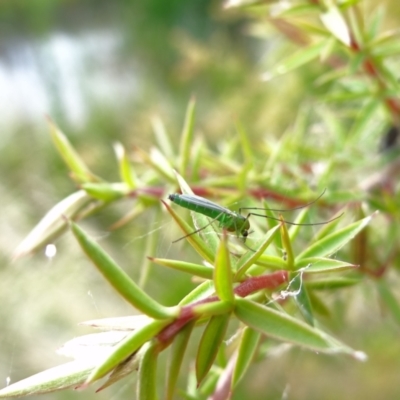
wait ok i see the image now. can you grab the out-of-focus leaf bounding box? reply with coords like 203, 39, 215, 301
149, 257, 213, 280
305, 277, 361, 290
348, 51, 366, 75
70, 221, 178, 319
295, 21, 331, 36
0, 360, 96, 398
137, 342, 159, 400
296, 257, 358, 273
297, 213, 375, 260
151, 115, 174, 160
320, 5, 351, 46
263, 40, 329, 80
48, 118, 98, 183
166, 322, 195, 400
190, 136, 204, 181
151, 147, 176, 181
347, 4, 363, 45
136, 147, 175, 182
365, 5, 384, 41
236, 121, 253, 166
179, 96, 196, 177
231, 327, 261, 388
371, 32, 400, 57
138, 207, 162, 288
85, 319, 169, 384
324, 90, 374, 102
376, 279, 400, 325
377, 62, 400, 92
348, 99, 382, 139
269, 18, 311, 46
196, 314, 230, 385
197, 369, 220, 398
214, 231, 234, 302
234, 298, 358, 355
315, 67, 349, 86
13, 190, 94, 259
320, 36, 339, 62
224, 0, 273, 9
81, 182, 130, 201
273, 4, 320, 17
113, 142, 136, 188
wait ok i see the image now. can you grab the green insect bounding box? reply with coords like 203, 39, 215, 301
168, 192, 331, 243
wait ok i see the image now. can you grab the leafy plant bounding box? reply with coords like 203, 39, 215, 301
1, 106, 374, 399
3, 0, 400, 399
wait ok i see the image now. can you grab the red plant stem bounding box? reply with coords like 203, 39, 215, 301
349, 28, 400, 121
356, 13, 396, 118
233, 271, 288, 297
306, 0, 400, 121
157, 270, 288, 344
128, 186, 327, 210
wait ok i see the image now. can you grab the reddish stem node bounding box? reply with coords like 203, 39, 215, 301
157, 270, 289, 344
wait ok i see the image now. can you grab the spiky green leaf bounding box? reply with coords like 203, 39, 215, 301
70, 221, 178, 319
297, 214, 375, 260
234, 297, 358, 355
196, 314, 230, 385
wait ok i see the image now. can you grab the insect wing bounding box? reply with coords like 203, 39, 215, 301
177, 194, 221, 252
177, 194, 234, 216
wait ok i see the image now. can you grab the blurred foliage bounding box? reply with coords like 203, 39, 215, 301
2, 0, 400, 399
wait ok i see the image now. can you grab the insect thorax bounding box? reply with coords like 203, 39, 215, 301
222, 213, 250, 236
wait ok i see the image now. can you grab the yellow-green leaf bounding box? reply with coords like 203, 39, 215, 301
166, 322, 195, 400
179, 97, 196, 177
196, 314, 230, 385
70, 221, 178, 319
137, 342, 160, 400
48, 118, 97, 183
13, 190, 94, 259
214, 231, 234, 302
297, 214, 376, 260
232, 327, 261, 387
234, 297, 358, 355
149, 257, 213, 280
86, 319, 169, 384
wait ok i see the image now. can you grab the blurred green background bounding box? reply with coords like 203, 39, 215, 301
2, 0, 400, 399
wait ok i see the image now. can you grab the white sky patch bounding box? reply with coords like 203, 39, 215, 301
0, 28, 138, 133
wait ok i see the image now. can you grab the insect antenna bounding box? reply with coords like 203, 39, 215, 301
244, 212, 343, 226
239, 188, 326, 213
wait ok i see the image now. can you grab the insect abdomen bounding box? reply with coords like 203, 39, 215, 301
168, 194, 222, 220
